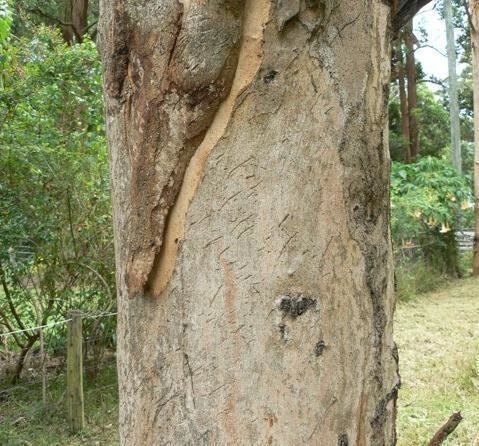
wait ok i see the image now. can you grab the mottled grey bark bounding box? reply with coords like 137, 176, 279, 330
99, 1, 399, 444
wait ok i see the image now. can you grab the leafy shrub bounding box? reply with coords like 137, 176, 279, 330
391, 156, 473, 277
0, 27, 114, 381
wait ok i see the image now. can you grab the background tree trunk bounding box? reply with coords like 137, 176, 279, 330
60, 0, 89, 44
404, 21, 420, 159
470, 0, 479, 275
72, 0, 88, 41
60, 0, 74, 44
397, 37, 412, 162
99, 1, 398, 444
445, 0, 462, 174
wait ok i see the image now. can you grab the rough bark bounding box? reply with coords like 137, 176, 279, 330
445, 0, 462, 174
404, 21, 420, 159
427, 412, 463, 446
470, 0, 479, 275
60, 0, 74, 44
100, 1, 398, 444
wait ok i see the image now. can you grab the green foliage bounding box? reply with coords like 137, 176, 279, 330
391, 156, 473, 276
0, 26, 114, 371
12, 0, 99, 41
389, 84, 451, 161
0, 0, 12, 42
415, 86, 451, 157
392, 156, 472, 239
0, 0, 12, 88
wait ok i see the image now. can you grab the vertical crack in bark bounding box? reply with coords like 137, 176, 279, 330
146, 0, 272, 297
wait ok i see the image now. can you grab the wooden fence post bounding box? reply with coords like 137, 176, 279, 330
67, 310, 84, 432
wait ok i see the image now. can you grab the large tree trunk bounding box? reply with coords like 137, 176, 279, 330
404, 21, 420, 159
471, 0, 479, 276
99, 1, 398, 444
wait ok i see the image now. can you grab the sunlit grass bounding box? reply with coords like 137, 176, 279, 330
396, 276, 479, 445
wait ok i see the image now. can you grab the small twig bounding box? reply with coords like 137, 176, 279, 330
0, 260, 27, 334
66, 188, 78, 259
427, 412, 463, 446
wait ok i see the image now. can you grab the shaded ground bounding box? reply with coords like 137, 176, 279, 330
396, 276, 479, 445
1, 277, 478, 444
0, 365, 119, 446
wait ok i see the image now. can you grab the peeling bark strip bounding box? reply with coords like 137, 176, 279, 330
147, 0, 272, 296
100, 0, 246, 297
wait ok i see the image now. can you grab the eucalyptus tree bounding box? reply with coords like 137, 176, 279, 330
100, 1, 432, 443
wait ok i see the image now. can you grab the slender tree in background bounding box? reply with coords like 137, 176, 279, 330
61, 0, 88, 43
445, 0, 463, 173
396, 37, 412, 162
20, 0, 92, 44
470, 0, 479, 274
404, 21, 421, 159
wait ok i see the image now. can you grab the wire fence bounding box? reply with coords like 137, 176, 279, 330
393, 229, 474, 254
0, 311, 118, 431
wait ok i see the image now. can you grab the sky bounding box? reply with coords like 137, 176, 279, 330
414, 1, 458, 82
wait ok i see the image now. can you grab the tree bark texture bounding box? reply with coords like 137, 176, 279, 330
99, 1, 398, 444
470, 0, 479, 275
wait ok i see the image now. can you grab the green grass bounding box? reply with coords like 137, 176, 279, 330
395, 252, 473, 302
396, 276, 479, 445
0, 364, 119, 446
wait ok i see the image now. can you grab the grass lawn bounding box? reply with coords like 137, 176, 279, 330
1, 277, 478, 444
396, 276, 479, 445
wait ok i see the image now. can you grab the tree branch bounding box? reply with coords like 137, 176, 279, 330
27, 7, 82, 42
393, 0, 434, 36
427, 412, 463, 446
0, 259, 28, 334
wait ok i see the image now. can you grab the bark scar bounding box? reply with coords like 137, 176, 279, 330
145, 0, 272, 297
